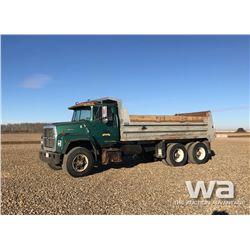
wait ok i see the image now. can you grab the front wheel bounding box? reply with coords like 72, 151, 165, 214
62, 147, 94, 177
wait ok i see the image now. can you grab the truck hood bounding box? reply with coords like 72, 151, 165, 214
52, 121, 89, 136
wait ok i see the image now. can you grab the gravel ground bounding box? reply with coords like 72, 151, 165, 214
1, 138, 249, 215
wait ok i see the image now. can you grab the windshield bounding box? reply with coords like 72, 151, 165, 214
72, 107, 91, 122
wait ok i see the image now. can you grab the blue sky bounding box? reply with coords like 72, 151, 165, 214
1, 35, 249, 130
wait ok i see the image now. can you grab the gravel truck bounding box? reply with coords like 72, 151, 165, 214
39, 97, 215, 177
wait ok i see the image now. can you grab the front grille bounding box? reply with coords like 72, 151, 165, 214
43, 127, 55, 149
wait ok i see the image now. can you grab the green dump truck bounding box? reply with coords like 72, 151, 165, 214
39, 97, 215, 177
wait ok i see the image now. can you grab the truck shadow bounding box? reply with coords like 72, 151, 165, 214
90, 150, 216, 176
212, 210, 229, 215
90, 155, 144, 176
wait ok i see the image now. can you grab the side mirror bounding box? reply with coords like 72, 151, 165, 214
102, 105, 113, 123
102, 106, 108, 123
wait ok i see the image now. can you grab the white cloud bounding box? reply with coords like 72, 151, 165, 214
20, 74, 51, 89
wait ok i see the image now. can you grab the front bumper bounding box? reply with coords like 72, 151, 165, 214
39, 150, 62, 165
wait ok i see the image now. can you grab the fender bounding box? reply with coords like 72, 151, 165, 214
63, 139, 98, 161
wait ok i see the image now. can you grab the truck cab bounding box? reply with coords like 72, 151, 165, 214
70, 102, 120, 146
40, 98, 122, 176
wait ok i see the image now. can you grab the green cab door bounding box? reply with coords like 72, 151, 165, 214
91, 105, 120, 146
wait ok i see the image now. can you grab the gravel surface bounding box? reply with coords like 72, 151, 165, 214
1, 138, 249, 215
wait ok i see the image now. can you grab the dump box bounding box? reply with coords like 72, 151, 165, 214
119, 108, 215, 142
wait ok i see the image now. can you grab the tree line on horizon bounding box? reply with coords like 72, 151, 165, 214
1, 123, 48, 133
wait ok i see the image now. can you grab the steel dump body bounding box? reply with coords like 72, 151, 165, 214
118, 105, 215, 142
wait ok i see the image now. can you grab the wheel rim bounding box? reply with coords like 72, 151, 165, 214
196, 147, 206, 160
173, 148, 185, 162
72, 154, 89, 172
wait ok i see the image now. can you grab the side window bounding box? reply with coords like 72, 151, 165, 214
94, 105, 114, 122
107, 106, 112, 120
94, 106, 102, 121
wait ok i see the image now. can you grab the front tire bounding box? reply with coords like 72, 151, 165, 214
63, 147, 94, 177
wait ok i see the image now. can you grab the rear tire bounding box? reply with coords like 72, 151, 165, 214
63, 147, 94, 177
185, 142, 193, 152
165, 143, 188, 166
187, 142, 209, 164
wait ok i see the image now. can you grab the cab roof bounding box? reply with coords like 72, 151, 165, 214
68, 97, 120, 110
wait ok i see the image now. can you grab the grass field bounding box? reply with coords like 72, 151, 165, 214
1, 133, 41, 142
1, 134, 249, 215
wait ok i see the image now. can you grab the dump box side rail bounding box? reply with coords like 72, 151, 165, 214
119, 109, 215, 142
